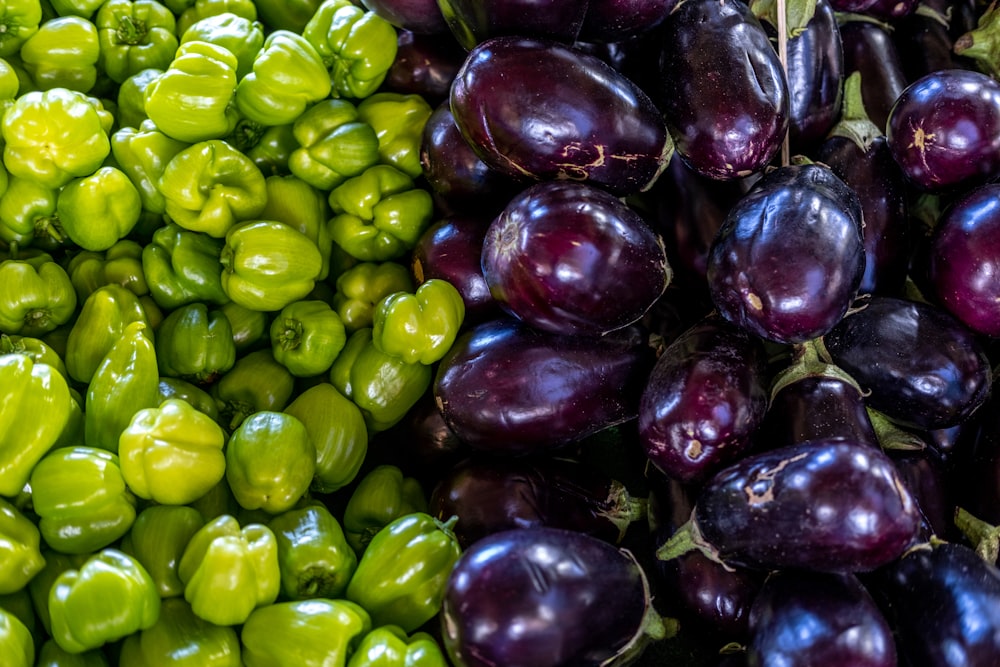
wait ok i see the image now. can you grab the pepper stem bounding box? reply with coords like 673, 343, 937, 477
116, 16, 148, 46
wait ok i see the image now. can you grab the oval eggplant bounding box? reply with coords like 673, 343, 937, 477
436, 0, 588, 49
450, 36, 673, 196
482, 181, 671, 336
886, 68, 1000, 192
924, 183, 1000, 337
657, 0, 789, 181
441, 526, 666, 667
747, 570, 897, 667
638, 313, 769, 484
362, 0, 449, 33
428, 454, 647, 548
839, 18, 909, 131
578, 0, 676, 43
433, 318, 653, 453
706, 162, 866, 344
384, 30, 467, 106
822, 295, 992, 430
871, 542, 1000, 666
661, 437, 922, 572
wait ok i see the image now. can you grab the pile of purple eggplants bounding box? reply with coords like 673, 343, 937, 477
361, 0, 1000, 664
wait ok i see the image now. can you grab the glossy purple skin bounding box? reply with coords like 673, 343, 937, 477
436, 0, 588, 49
361, 0, 449, 33
638, 313, 769, 484
925, 183, 1000, 337
864, 0, 919, 20
892, 0, 974, 83
384, 30, 466, 106
822, 296, 992, 430
482, 181, 670, 336
694, 438, 921, 572
657, 0, 789, 180
747, 571, 897, 667
411, 215, 500, 325
433, 318, 653, 453
886, 447, 954, 540
872, 543, 1000, 666
839, 19, 908, 131
578, 0, 675, 43
450, 36, 672, 196
429, 454, 642, 548
706, 163, 866, 345
441, 527, 654, 667
814, 132, 910, 296
886, 69, 1000, 192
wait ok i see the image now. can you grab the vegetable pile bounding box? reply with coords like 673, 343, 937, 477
3, 0, 1000, 665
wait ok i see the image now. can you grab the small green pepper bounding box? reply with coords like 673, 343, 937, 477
268, 502, 357, 600
356, 92, 433, 179
219, 300, 268, 352
110, 120, 190, 215
95, 0, 179, 84
156, 376, 220, 421
0, 333, 67, 379
241, 122, 298, 176
0, 176, 63, 250
65, 284, 151, 384
117, 596, 241, 667
211, 348, 295, 431
343, 465, 427, 555
177, 7, 261, 72
56, 166, 143, 252
141, 222, 230, 311
0, 590, 35, 648
65, 239, 149, 304
332, 261, 414, 332
120, 505, 205, 598
0, 3, 42, 58
48, 0, 104, 18
288, 98, 380, 191
241, 598, 371, 667
27, 551, 91, 637
347, 625, 449, 667
372, 279, 465, 365
0, 257, 77, 337
116, 67, 161, 129
0, 497, 45, 595
0, 607, 33, 667
19, 16, 100, 92
155, 302, 236, 383
258, 173, 333, 280
270, 299, 346, 377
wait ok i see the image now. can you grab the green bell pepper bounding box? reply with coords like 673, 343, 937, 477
155, 302, 236, 383
211, 347, 295, 431
255, 0, 323, 32
0, 176, 63, 250
0, 590, 36, 647
288, 98, 380, 191
347, 625, 448, 667
177, 514, 280, 626
19, 16, 100, 92
158, 138, 268, 238
235, 29, 331, 127
65, 283, 151, 384
270, 299, 346, 377
48, 0, 104, 18
117, 596, 241, 667
2, 87, 110, 190
268, 502, 358, 600
116, 67, 161, 129
35, 640, 109, 666
0, 257, 77, 336
241, 122, 297, 177
0, 2, 42, 58
219, 300, 268, 352
0, 353, 72, 497
0, 497, 45, 594
66, 239, 149, 304
120, 505, 205, 598
56, 166, 142, 252
27, 550, 91, 637
30, 446, 137, 554
143, 40, 239, 143
176, 0, 257, 38
329, 327, 431, 433
284, 381, 368, 493
345, 512, 461, 633
141, 221, 230, 311
259, 174, 333, 280
332, 261, 414, 333
119, 397, 227, 505
156, 376, 219, 420
111, 120, 190, 215
371, 279, 465, 366
343, 464, 427, 555
0, 333, 67, 379
302, 0, 398, 100
84, 320, 160, 453
241, 598, 372, 667
0, 607, 33, 667
48, 548, 160, 654
219, 219, 323, 312
327, 164, 434, 262
96, 0, 178, 84
357, 92, 433, 179
225, 410, 316, 514
178, 11, 263, 80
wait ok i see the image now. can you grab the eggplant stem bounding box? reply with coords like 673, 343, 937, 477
954, 507, 1000, 565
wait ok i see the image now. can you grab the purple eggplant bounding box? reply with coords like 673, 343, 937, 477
481, 181, 671, 336
814, 72, 910, 297
886, 68, 1000, 192
436, 0, 589, 49
706, 162, 866, 345
747, 570, 897, 667
924, 183, 1000, 337
433, 318, 654, 453
384, 30, 466, 106
449, 36, 672, 196
657, 0, 788, 181
886, 446, 955, 540
871, 542, 1000, 666
428, 454, 647, 548
638, 313, 769, 484
893, 0, 975, 81
411, 215, 500, 324
440, 526, 667, 667
953, 385, 1000, 525
578, 0, 676, 43
361, 0, 449, 33
839, 18, 909, 131
822, 295, 992, 430
659, 437, 922, 572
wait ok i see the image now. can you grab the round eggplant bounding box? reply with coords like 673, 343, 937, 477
481, 181, 671, 336
822, 295, 992, 430
638, 313, 769, 484
361, 0, 449, 33
440, 526, 667, 667
578, 0, 676, 43
450, 36, 673, 196
384, 30, 467, 106
706, 162, 866, 345
886, 68, 1000, 192
660, 437, 922, 572
657, 0, 789, 180
433, 318, 654, 453
436, 0, 589, 49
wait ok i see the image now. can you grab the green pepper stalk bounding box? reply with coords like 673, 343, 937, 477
270, 299, 346, 377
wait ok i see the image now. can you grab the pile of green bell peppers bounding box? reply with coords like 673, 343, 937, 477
0, 1, 475, 663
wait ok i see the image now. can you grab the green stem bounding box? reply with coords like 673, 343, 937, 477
866, 407, 927, 451
954, 507, 1000, 565
827, 71, 881, 151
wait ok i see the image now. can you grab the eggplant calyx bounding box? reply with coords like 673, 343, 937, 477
827, 71, 882, 152
655, 517, 729, 569
768, 337, 865, 406
751, 0, 820, 38
599, 481, 649, 544
953, 2, 1000, 79
866, 407, 927, 452
954, 506, 1000, 565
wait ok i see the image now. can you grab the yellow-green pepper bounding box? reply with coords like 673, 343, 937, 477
0, 607, 33, 667
177, 4, 260, 61
56, 166, 143, 252
0, 176, 63, 250
65, 283, 151, 384
356, 92, 433, 179
343, 464, 427, 555
270, 299, 346, 377
95, 0, 178, 84
372, 279, 465, 365
211, 347, 294, 431
0, 2, 42, 58
116, 67, 161, 129
347, 625, 449, 667
258, 173, 333, 279
155, 302, 236, 383
65, 239, 149, 304
0, 333, 67, 379
241, 598, 371, 667
110, 119, 190, 215
35, 639, 109, 666
0, 257, 77, 336
19, 16, 100, 92
288, 97, 380, 191
49, 0, 104, 18
0, 497, 45, 594
235, 29, 330, 126
27, 550, 91, 637
268, 502, 357, 600
332, 261, 414, 333
141, 222, 230, 311
219, 300, 268, 353
117, 596, 241, 667
120, 505, 205, 598
241, 122, 297, 177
